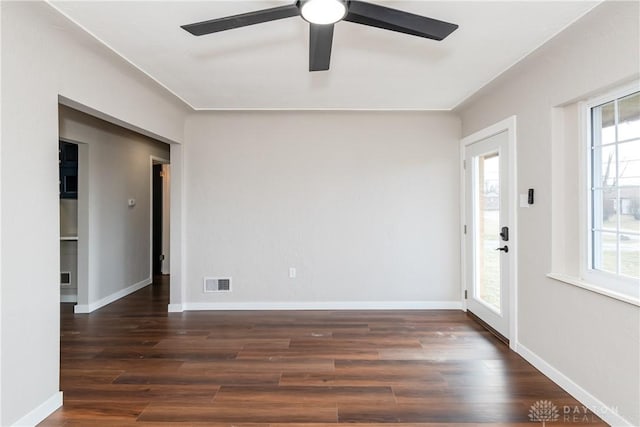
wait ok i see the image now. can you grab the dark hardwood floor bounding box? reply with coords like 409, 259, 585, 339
41, 277, 606, 426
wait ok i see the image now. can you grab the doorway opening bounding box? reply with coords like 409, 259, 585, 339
151, 158, 170, 280
58, 104, 172, 313
59, 140, 79, 304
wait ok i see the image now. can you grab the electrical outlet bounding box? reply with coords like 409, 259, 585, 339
289, 267, 296, 279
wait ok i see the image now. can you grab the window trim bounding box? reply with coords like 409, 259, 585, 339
579, 81, 640, 304
547, 272, 639, 307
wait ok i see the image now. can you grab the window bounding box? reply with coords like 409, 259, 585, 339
587, 87, 640, 292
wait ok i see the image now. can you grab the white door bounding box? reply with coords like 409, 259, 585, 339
465, 131, 510, 338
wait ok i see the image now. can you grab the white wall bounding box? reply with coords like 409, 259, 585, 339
0, 1, 187, 425
0, 2, 3, 421
183, 112, 461, 308
455, 1, 640, 424
59, 106, 170, 309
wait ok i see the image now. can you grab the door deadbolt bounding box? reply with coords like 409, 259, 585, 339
500, 226, 509, 241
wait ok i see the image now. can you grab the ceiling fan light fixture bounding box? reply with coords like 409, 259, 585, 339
300, 0, 347, 25
182, 0, 459, 72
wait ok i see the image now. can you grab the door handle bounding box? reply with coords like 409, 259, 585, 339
495, 246, 509, 253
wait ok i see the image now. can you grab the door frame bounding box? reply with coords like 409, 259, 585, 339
150, 156, 170, 280
460, 116, 518, 350
58, 96, 185, 313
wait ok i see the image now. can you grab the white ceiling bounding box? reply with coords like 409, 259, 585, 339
49, 1, 600, 110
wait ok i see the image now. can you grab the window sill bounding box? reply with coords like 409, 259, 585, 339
547, 272, 639, 307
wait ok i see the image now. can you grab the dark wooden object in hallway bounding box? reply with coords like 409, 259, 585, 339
41, 277, 607, 426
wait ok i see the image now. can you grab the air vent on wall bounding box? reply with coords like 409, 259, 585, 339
203, 277, 231, 293
61, 271, 71, 286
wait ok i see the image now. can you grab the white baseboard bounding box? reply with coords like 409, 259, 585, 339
516, 343, 632, 427
59, 294, 77, 303
167, 303, 183, 312
74, 277, 151, 314
11, 391, 62, 427
181, 300, 463, 311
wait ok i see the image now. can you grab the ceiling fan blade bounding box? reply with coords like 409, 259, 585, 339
344, 0, 458, 41
181, 4, 300, 36
309, 24, 334, 72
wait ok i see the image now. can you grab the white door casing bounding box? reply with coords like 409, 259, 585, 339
461, 116, 517, 349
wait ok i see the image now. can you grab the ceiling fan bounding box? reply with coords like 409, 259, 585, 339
181, 0, 458, 72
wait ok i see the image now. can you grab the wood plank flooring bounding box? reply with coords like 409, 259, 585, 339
41, 277, 607, 426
